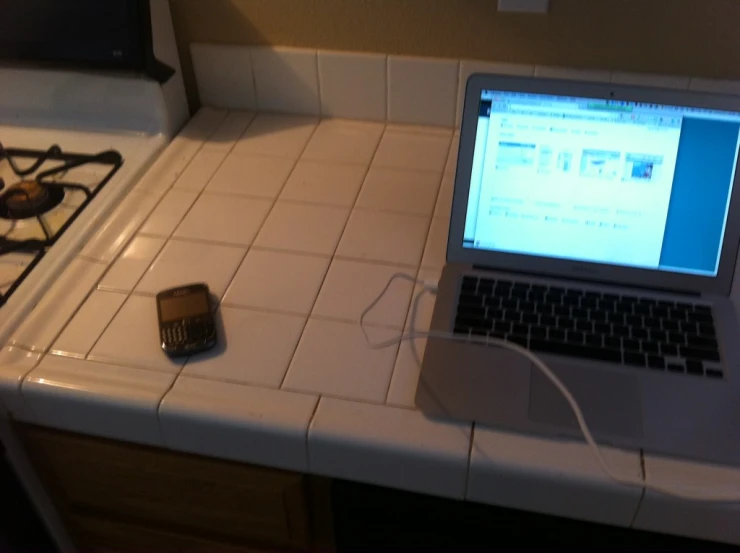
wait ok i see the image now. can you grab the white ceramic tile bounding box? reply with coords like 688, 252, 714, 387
89, 295, 184, 373
173, 194, 272, 246
690, 78, 740, 96
301, 119, 384, 165
79, 190, 159, 262
223, 249, 329, 315
336, 209, 429, 266
171, 149, 227, 192
279, 160, 367, 207
284, 319, 397, 402
318, 51, 387, 120
138, 189, 198, 237
634, 455, 740, 544
386, 267, 441, 408
309, 397, 471, 499
232, 113, 317, 159
254, 202, 349, 256
534, 66, 612, 82
421, 216, 449, 269
312, 259, 414, 329
202, 111, 255, 152
457, 61, 534, 125
434, 174, 454, 219
160, 376, 318, 472
611, 71, 690, 89
191, 43, 257, 110
182, 307, 306, 387
468, 427, 643, 526
373, 129, 451, 173
206, 152, 295, 198
388, 56, 458, 127
355, 167, 441, 216
98, 235, 166, 292
444, 132, 460, 174
0, 347, 42, 420
251, 46, 320, 115
23, 355, 174, 446
135, 239, 246, 300
51, 291, 127, 358
10, 259, 106, 352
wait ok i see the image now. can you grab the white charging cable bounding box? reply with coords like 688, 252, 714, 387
360, 272, 740, 503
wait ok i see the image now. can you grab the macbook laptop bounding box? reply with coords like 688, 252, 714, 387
416, 73, 740, 466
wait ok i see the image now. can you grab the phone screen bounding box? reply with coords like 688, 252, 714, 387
159, 293, 209, 322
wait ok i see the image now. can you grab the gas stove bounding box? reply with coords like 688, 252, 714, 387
0, 143, 123, 305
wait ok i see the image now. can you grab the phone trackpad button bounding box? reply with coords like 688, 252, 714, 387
528, 365, 643, 440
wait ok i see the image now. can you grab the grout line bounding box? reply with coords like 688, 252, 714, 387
278, 121, 387, 392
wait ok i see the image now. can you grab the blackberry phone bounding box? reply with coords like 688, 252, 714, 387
156, 283, 217, 356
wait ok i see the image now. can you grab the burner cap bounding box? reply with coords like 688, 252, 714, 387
0, 180, 65, 220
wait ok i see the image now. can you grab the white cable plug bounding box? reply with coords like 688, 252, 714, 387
360, 272, 740, 503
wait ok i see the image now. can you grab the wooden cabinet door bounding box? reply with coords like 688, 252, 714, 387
18, 425, 315, 550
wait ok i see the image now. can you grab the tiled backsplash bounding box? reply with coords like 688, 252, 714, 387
191, 44, 740, 128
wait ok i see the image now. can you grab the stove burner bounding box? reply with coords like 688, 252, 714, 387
0, 180, 65, 220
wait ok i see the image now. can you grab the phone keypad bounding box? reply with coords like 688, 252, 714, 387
161, 320, 215, 348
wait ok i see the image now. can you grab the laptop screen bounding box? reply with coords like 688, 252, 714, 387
463, 89, 740, 277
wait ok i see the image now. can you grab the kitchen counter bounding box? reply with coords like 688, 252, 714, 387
2, 107, 740, 545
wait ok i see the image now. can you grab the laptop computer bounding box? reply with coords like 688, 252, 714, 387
416, 73, 740, 466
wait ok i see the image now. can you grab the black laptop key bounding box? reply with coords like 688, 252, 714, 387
478, 279, 495, 294
594, 322, 611, 334
622, 338, 640, 352
576, 320, 592, 332
458, 292, 481, 305
706, 368, 724, 379
497, 279, 512, 288
454, 325, 470, 335
680, 320, 698, 334
662, 319, 680, 331
461, 277, 477, 292
522, 312, 539, 324
632, 327, 649, 339
688, 311, 713, 324
590, 311, 606, 322
613, 324, 630, 337
694, 304, 712, 315
581, 297, 599, 309
633, 304, 651, 316
608, 312, 625, 325
563, 295, 580, 307
641, 341, 660, 354
649, 329, 667, 343
457, 304, 485, 318
567, 330, 584, 344
494, 320, 510, 333
493, 284, 510, 297
615, 301, 633, 314
520, 300, 536, 313
503, 310, 521, 323
686, 334, 718, 350
529, 338, 622, 363
660, 343, 678, 356
536, 304, 553, 315
603, 293, 620, 301
530, 326, 547, 339
506, 334, 528, 347
585, 333, 602, 347
484, 296, 501, 308
599, 300, 616, 312
548, 328, 566, 341
667, 363, 684, 373
554, 305, 570, 317
545, 292, 563, 303
652, 306, 669, 319
648, 355, 666, 370
558, 318, 574, 330
512, 282, 529, 292
511, 289, 528, 300
698, 323, 716, 337
645, 317, 662, 329
488, 308, 504, 321
502, 298, 518, 309
511, 323, 529, 336
471, 327, 488, 336
670, 308, 688, 321
572, 307, 589, 319
685, 359, 704, 376
540, 314, 557, 327
626, 314, 643, 326
604, 336, 622, 350
668, 332, 686, 345
680, 347, 720, 362
624, 352, 646, 367
455, 315, 481, 329
529, 290, 546, 303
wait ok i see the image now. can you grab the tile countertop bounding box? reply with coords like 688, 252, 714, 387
1, 108, 740, 545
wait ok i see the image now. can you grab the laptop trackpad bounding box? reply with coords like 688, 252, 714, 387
528, 365, 643, 440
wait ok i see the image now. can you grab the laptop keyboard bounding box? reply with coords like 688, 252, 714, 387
453, 276, 724, 379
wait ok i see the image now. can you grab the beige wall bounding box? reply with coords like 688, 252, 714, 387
170, 0, 740, 109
